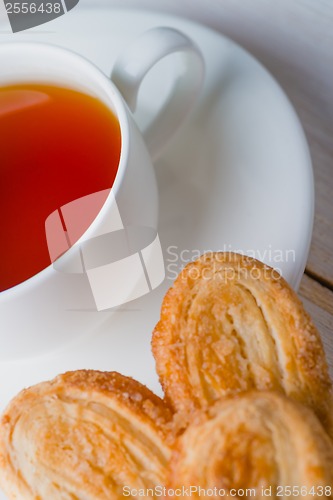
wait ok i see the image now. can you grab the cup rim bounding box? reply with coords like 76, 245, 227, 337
0, 41, 130, 298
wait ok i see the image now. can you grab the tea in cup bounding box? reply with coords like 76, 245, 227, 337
0, 28, 204, 359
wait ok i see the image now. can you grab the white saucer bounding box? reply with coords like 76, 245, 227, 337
0, 5, 313, 452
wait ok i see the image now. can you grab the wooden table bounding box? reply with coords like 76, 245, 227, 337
0, 0, 332, 373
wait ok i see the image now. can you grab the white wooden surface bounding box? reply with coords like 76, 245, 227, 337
0, 0, 332, 367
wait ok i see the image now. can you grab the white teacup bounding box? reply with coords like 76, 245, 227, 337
0, 27, 204, 359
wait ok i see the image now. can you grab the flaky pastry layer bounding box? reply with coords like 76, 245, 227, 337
168, 392, 333, 499
152, 252, 333, 434
0, 370, 173, 499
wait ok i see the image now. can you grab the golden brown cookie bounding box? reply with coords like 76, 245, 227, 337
0, 370, 173, 499
152, 252, 333, 435
168, 392, 333, 499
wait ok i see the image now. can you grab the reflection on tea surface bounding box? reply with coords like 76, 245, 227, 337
0, 89, 49, 117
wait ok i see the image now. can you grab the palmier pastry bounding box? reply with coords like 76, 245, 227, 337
152, 252, 333, 435
168, 392, 333, 499
0, 370, 173, 499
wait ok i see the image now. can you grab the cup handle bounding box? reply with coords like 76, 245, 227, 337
111, 27, 204, 161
